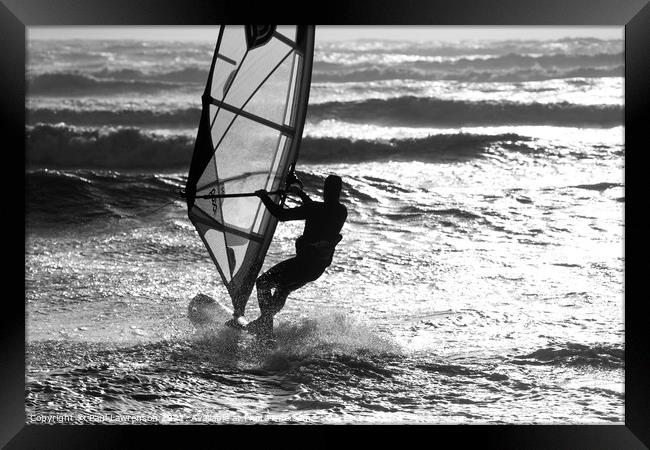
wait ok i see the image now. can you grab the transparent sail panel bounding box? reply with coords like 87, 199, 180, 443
211, 26, 247, 102
222, 38, 292, 111
244, 51, 296, 125
204, 228, 232, 281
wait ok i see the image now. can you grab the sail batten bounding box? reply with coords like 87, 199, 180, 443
207, 97, 295, 136
185, 25, 315, 312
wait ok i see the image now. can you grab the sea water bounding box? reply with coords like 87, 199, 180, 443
25, 34, 624, 424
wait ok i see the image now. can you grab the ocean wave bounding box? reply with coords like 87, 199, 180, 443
24, 164, 485, 227
29, 95, 622, 129
28, 73, 186, 96
90, 66, 208, 83
512, 343, 624, 368
307, 97, 623, 127
25, 170, 185, 226
28, 52, 622, 97
313, 65, 622, 83
28, 107, 201, 128
26, 124, 536, 168
429, 208, 483, 220
570, 182, 622, 191
26, 124, 193, 169
24, 169, 364, 226
28, 40, 213, 66
315, 51, 622, 71
317, 38, 622, 59
382, 206, 484, 222
299, 134, 533, 163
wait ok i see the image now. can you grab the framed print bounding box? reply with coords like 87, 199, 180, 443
2, 0, 648, 447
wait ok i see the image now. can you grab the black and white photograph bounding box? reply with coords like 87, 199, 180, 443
24, 24, 625, 425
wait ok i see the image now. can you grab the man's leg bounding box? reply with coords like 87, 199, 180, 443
255, 268, 277, 317
247, 287, 292, 338
226, 258, 290, 326
224, 265, 287, 331
225, 263, 282, 328
258, 285, 293, 318
248, 259, 306, 337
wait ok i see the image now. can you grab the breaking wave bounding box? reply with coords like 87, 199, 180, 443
316, 38, 622, 59
28, 107, 201, 128
28, 73, 187, 96
90, 66, 208, 83
28, 65, 622, 97
313, 65, 622, 84
26, 169, 185, 225
29, 97, 622, 130
299, 134, 534, 163
26, 124, 536, 168
26, 124, 193, 169
307, 97, 623, 127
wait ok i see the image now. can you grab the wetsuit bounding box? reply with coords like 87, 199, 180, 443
255, 191, 348, 318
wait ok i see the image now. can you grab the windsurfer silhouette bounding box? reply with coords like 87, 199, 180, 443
226, 175, 347, 339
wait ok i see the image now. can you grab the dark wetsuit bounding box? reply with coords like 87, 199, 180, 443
255, 193, 347, 317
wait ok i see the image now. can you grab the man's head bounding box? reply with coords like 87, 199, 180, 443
323, 175, 342, 204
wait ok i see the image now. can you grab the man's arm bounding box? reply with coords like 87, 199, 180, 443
256, 190, 309, 222
287, 185, 313, 205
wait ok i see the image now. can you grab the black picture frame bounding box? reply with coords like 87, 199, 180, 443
4, 0, 648, 448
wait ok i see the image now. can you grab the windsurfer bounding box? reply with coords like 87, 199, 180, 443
236, 175, 348, 338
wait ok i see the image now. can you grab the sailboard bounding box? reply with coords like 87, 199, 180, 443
184, 25, 315, 316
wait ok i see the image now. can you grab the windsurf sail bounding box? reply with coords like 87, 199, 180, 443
184, 25, 315, 316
